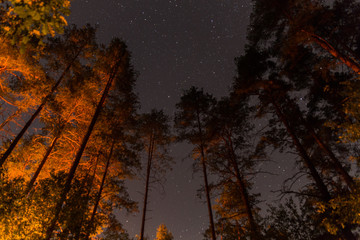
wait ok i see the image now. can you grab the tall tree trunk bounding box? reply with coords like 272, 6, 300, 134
196, 109, 216, 240
140, 133, 154, 240
74, 153, 101, 240
269, 95, 331, 201
270, 95, 357, 240
44, 52, 123, 240
0, 46, 84, 168
292, 104, 356, 191
224, 134, 257, 239
85, 141, 115, 240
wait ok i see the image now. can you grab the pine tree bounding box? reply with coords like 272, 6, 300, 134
154, 224, 174, 240
138, 109, 173, 240
206, 96, 262, 239
0, 24, 97, 169
44, 38, 136, 239
174, 87, 217, 240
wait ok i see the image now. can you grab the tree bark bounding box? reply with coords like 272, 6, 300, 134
44, 49, 123, 240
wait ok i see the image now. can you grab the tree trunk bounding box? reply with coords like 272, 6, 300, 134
269, 95, 331, 201
74, 153, 101, 240
140, 133, 154, 240
293, 105, 356, 191
25, 134, 61, 195
0, 46, 84, 168
196, 109, 216, 240
85, 141, 115, 240
270, 95, 357, 240
44, 51, 123, 240
225, 134, 257, 239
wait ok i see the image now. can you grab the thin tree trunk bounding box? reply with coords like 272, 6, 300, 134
25, 102, 81, 195
0, 47, 84, 168
74, 153, 101, 240
44, 51, 123, 240
225, 134, 257, 239
196, 109, 216, 240
25, 134, 61, 195
270, 95, 331, 201
85, 141, 115, 240
294, 107, 356, 191
140, 133, 154, 240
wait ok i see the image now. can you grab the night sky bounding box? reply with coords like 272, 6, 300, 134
68, 1, 293, 239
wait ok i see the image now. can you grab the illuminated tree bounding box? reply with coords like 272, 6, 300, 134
206, 96, 262, 240
0, 0, 71, 49
154, 224, 173, 240
0, 24, 97, 169
44, 38, 136, 239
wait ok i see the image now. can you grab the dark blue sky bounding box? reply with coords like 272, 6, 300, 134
68, 1, 291, 239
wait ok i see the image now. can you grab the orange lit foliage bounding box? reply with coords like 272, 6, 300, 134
0, 0, 73, 134
0, 38, 49, 136
0, 0, 71, 49
3, 25, 98, 181
0, 28, 139, 238
154, 224, 174, 240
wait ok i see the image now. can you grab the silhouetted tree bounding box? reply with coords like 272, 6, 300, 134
138, 109, 172, 240
174, 87, 217, 240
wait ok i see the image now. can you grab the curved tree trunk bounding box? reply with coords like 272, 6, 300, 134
274, 0, 360, 75
304, 30, 360, 75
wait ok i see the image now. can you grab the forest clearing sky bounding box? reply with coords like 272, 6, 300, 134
68, 1, 290, 239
